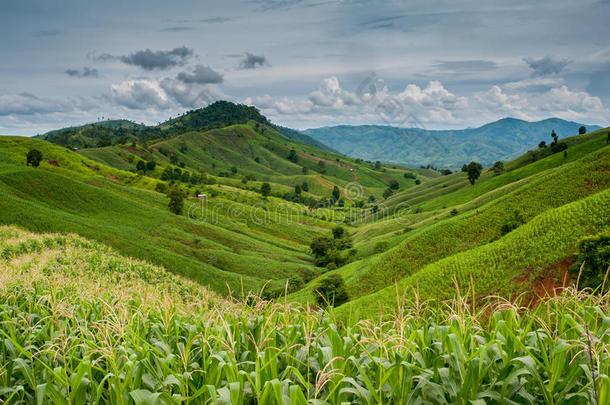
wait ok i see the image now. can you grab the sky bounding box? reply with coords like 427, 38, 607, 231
1, 0, 609, 135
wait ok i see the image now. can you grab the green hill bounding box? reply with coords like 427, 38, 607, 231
303, 117, 601, 168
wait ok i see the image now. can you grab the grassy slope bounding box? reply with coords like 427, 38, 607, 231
0, 136, 334, 295
288, 129, 610, 312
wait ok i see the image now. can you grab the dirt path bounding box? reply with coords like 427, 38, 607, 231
296, 150, 359, 183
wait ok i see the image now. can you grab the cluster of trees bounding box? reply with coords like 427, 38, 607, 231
310, 226, 353, 269
314, 274, 349, 307
135, 160, 156, 173
539, 129, 568, 155
160, 166, 207, 185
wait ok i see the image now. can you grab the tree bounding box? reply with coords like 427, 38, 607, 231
302, 166, 308, 174
388, 179, 399, 190
332, 186, 340, 201
579, 126, 586, 135
161, 167, 173, 181
465, 161, 483, 185
231, 166, 237, 175
294, 184, 301, 195
315, 275, 349, 307
287, 149, 299, 163
317, 161, 326, 173
301, 182, 309, 192
374, 161, 381, 170
415, 179, 421, 185
332, 226, 346, 239
146, 161, 156, 171
382, 188, 393, 199
136, 160, 146, 172
155, 182, 168, 194
492, 161, 504, 176
551, 130, 558, 145
260, 182, 271, 197
538, 141, 546, 148
26, 149, 42, 167
167, 187, 185, 215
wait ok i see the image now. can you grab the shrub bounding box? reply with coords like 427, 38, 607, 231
374, 241, 390, 253
26, 149, 42, 167
260, 182, 271, 197
450, 208, 458, 216
570, 232, 610, 291
314, 274, 348, 306
154, 182, 168, 194
500, 210, 526, 236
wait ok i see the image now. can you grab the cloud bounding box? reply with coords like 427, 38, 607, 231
238, 53, 268, 70
97, 47, 194, 70
65, 67, 98, 78
110, 80, 170, 110
0, 92, 73, 116
176, 65, 223, 84
523, 56, 569, 77
200, 17, 231, 23
158, 26, 193, 32
109, 77, 226, 110
433, 60, 497, 72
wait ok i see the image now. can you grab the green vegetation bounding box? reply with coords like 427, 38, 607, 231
569, 232, 610, 291
1, 226, 608, 403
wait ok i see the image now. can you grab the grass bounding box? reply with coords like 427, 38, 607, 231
1, 226, 609, 404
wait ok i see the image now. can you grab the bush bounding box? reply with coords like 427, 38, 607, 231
450, 208, 458, 216
155, 182, 168, 194
570, 233, 610, 291
500, 210, 525, 236
374, 241, 390, 253
26, 149, 43, 167
314, 274, 348, 307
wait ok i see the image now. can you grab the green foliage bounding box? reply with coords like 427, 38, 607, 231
579, 125, 587, 135
464, 161, 483, 185
382, 188, 393, 199
26, 149, 42, 167
314, 274, 349, 306
260, 182, 271, 197
332, 185, 340, 200
167, 187, 185, 215
492, 160, 504, 175
570, 232, 610, 291
145, 160, 156, 171
287, 148, 299, 163
500, 210, 525, 235
373, 240, 389, 253
136, 160, 146, 172
154, 182, 168, 194
388, 179, 399, 190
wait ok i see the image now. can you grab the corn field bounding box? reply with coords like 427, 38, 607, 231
1, 225, 609, 404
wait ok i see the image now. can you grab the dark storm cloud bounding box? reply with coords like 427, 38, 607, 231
176, 65, 224, 84
96, 47, 194, 70
65, 67, 98, 78
523, 56, 570, 77
238, 53, 268, 70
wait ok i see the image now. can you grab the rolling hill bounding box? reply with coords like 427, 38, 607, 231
303, 117, 602, 168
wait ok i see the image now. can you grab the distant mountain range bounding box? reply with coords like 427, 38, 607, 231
303, 118, 602, 168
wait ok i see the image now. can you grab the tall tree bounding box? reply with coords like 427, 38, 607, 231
465, 161, 483, 185
578, 126, 586, 135
167, 187, 185, 215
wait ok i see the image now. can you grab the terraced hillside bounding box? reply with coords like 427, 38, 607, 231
1, 226, 608, 403
288, 127, 610, 318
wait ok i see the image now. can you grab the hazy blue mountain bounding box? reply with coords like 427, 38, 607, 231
303, 118, 601, 168
274, 125, 337, 152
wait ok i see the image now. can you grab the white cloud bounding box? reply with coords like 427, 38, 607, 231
0, 93, 73, 116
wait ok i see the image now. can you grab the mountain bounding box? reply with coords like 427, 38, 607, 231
303, 117, 602, 168
274, 125, 336, 152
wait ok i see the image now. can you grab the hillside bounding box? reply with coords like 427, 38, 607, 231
1, 225, 607, 403
287, 127, 610, 317
303, 117, 601, 168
